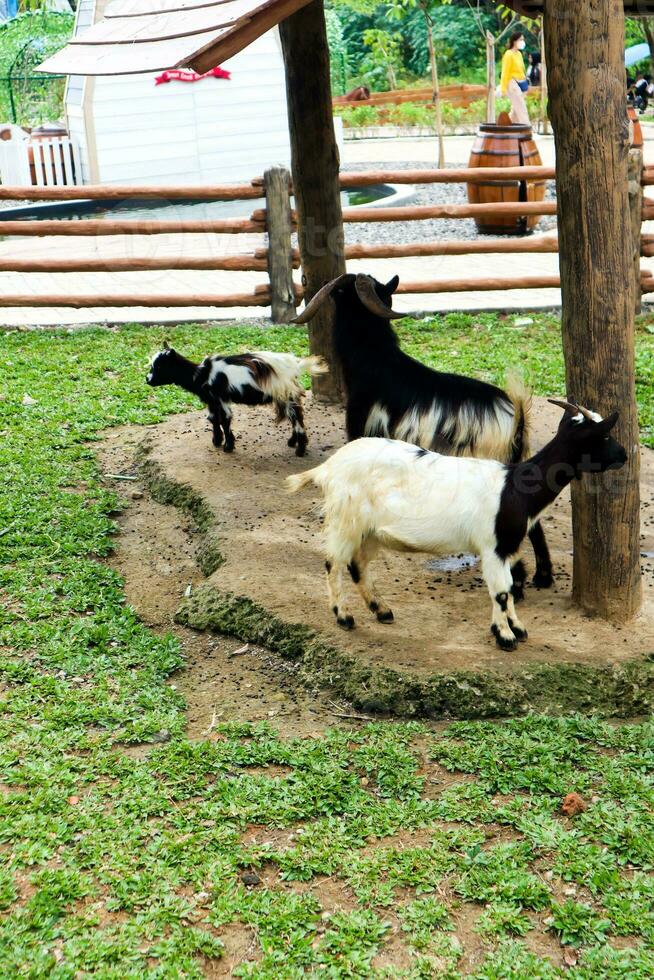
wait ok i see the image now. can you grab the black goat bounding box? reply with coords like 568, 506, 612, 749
146, 343, 325, 456
293, 272, 553, 593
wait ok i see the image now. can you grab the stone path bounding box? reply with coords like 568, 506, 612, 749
1, 131, 652, 327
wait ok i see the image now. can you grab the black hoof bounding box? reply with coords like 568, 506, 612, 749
491, 624, 517, 651
288, 433, 298, 447
295, 444, 307, 458
337, 615, 355, 631
511, 582, 525, 604
376, 609, 394, 624
532, 570, 554, 589
212, 438, 223, 448
508, 619, 528, 642
223, 443, 235, 454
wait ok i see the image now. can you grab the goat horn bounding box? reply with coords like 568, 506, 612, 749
354, 273, 405, 320
291, 274, 355, 323
548, 398, 580, 415
163, 340, 170, 349
575, 404, 596, 422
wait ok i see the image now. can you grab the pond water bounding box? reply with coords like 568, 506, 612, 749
0, 185, 396, 224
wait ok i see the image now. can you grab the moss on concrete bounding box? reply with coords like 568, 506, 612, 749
137, 438, 654, 720
135, 440, 220, 572
175, 585, 654, 720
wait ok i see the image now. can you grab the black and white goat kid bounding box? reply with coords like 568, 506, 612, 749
293, 271, 552, 595
146, 343, 325, 456
288, 401, 627, 650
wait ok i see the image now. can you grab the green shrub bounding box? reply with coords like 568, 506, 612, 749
339, 104, 381, 128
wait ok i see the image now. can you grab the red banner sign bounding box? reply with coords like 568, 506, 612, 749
155, 66, 231, 85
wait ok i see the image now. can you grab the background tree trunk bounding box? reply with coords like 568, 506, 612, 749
421, 3, 445, 168
486, 31, 496, 124
280, 0, 346, 402
544, 0, 641, 622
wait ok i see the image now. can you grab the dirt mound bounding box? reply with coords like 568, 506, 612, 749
102, 397, 654, 719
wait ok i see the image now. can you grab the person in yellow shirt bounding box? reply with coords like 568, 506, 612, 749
500, 31, 530, 125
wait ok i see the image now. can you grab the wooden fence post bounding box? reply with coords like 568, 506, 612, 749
628, 147, 644, 316
264, 166, 296, 323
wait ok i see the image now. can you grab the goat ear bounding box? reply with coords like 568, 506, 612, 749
385, 275, 400, 294
163, 340, 171, 350
596, 411, 619, 434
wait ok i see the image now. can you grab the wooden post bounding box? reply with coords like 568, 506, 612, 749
486, 31, 496, 124
264, 166, 296, 323
279, 0, 346, 402
544, 0, 641, 622
628, 148, 644, 316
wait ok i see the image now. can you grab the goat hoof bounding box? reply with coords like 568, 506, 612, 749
288, 433, 298, 447
212, 436, 223, 448
223, 443, 235, 454
491, 624, 517, 651
532, 570, 554, 589
508, 620, 528, 642
337, 614, 355, 631
295, 444, 307, 458
376, 609, 394, 624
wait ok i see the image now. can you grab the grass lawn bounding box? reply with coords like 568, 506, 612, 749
0, 312, 652, 977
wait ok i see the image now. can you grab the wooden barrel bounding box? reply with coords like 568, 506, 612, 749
467, 123, 547, 235
628, 106, 643, 149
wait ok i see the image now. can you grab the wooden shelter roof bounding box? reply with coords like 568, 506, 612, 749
502, 0, 654, 13
38, 0, 311, 76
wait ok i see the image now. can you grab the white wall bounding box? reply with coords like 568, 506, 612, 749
78, 29, 293, 186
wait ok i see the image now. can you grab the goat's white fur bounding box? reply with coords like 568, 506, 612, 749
287, 437, 529, 646
362, 375, 530, 464
208, 352, 325, 404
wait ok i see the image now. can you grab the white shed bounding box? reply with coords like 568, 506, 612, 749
64, 0, 295, 186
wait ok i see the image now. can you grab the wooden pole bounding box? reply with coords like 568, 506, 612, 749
264, 166, 296, 323
628, 148, 644, 316
544, 0, 641, 622
0, 218, 264, 236
486, 31, 496, 124
0, 184, 261, 201
279, 0, 346, 402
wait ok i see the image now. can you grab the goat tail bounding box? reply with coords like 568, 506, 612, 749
505, 371, 532, 463
286, 465, 324, 495
298, 355, 328, 377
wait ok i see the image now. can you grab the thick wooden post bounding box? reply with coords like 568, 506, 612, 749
264, 166, 296, 323
279, 0, 346, 402
628, 148, 644, 316
544, 0, 641, 622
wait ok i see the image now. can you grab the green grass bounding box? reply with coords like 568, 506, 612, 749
0, 313, 652, 976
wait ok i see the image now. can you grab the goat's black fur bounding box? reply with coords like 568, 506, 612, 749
146, 347, 310, 456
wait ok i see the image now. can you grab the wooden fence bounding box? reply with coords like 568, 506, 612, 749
333, 84, 488, 110
0, 155, 651, 318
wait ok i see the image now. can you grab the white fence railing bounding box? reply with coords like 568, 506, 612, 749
0, 132, 82, 187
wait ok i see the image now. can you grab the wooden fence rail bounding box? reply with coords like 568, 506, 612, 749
0, 157, 649, 316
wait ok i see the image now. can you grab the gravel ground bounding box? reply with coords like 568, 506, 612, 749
342, 160, 557, 245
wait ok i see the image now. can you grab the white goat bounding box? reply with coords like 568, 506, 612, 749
287, 402, 626, 650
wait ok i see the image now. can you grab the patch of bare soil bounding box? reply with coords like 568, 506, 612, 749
101, 427, 353, 739
104, 397, 653, 679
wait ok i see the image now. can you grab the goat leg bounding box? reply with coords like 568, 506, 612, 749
529, 521, 554, 588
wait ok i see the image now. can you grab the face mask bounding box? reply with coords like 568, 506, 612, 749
517, 39, 526, 50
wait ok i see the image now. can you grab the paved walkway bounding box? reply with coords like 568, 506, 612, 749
1, 131, 653, 327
